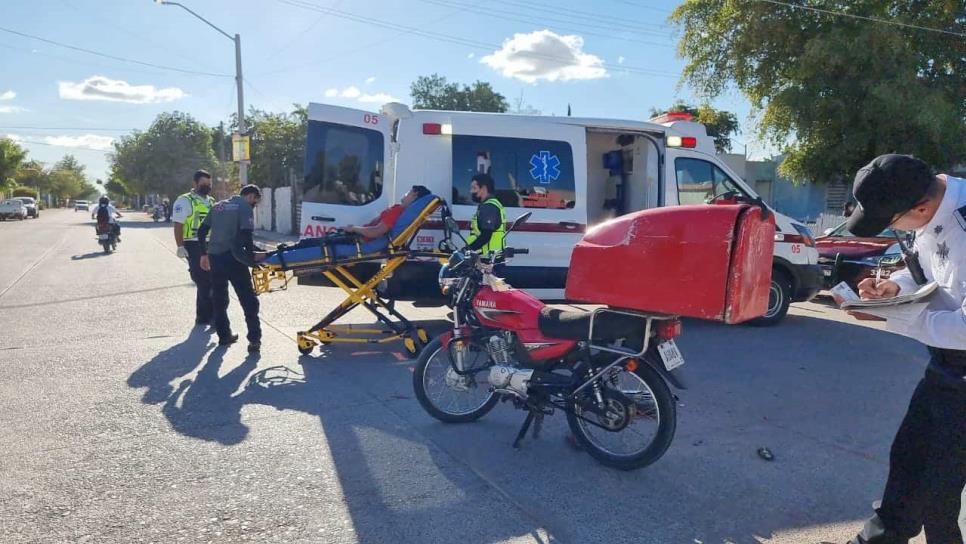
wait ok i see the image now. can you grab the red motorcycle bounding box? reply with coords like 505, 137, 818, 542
413, 213, 687, 470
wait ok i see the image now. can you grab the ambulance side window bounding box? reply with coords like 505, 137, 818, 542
302, 120, 384, 206
451, 135, 577, 210
675, 158, 744, 205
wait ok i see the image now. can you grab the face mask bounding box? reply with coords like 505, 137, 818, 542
196, 185, 211, 196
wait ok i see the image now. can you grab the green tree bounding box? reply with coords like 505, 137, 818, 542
12, 187, 39, 199
47, 155, 95, 201
104, 179, 130, 200
652, 102, 740, 153
0, 137, 27, 188
242, 105, 307, 188
110, 112, 218, 199
411, 74, 509, 112
671, 0, 966, 183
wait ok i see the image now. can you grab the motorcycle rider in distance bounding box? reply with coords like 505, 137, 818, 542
92, 196, 122, 242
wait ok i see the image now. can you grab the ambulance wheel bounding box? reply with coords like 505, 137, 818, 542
749, 269, 791, 327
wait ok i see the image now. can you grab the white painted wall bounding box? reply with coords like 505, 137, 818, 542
275, 186, 292, 234
254, 187, 273, 230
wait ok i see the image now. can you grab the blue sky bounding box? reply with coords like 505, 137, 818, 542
0, 0, 758, 182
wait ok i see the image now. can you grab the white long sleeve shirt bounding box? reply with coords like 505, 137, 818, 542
888, 175, 966, 349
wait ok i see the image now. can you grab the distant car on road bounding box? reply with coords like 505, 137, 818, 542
74, 200, 90, 212
0, 199, 28, 221
14, 196, 39, 218
817, 221, 907, 290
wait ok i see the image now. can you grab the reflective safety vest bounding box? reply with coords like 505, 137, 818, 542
468, 197, 506, 254
180, 191, 214, 241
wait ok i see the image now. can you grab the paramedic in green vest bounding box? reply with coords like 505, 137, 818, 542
172, 170, 216, 327
465, 173, 505, 254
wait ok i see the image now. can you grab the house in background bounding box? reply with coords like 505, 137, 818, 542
721, 153, 852, 225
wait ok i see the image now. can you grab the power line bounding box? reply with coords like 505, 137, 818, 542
274, 0, 680, 79
757, 0, 966, 38
418, 0, 675, 48
491, 0, 674, 36
0, 126, 135, 132
1, 137, 112, 152
0, 25, 233, 77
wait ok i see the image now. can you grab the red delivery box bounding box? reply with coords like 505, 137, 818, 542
565, 204, 775, 324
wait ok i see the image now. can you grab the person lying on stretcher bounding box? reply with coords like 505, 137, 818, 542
285, 185, 431, 250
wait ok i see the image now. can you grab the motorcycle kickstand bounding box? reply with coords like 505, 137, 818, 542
512, 411, 535, 449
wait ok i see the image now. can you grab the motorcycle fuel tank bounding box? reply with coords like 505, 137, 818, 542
565, 204, 775, 324
472, 286, 578, 360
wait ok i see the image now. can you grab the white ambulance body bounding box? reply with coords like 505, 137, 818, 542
299, 102, 822, 325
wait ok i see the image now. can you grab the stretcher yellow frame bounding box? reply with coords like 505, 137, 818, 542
252, 197, 449, 358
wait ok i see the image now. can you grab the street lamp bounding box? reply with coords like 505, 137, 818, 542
155, 0, 248, 186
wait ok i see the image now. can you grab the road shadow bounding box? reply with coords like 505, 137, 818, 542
161, 350, 260, 446
71, 251, 112, 260
125, 312, 923, 542
127, 326, 214, 405
118, 220, 172, 230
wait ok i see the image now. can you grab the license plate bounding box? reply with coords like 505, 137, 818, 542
98, 234, 109, 240
657, 340, 685, 371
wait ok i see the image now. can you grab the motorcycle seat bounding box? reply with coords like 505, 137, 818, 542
537, 306, 646, 348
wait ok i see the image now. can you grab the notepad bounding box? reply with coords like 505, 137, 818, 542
833, 281, 939, 309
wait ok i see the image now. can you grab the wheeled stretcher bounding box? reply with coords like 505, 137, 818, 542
251, 194, 451, 357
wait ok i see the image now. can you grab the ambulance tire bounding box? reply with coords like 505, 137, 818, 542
748, 269, 791, 327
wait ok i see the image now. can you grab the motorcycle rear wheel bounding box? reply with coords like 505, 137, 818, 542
566, 360, 676, 471
413, 337, 498, 423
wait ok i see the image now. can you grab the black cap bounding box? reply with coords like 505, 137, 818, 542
240, 184, 261, 197
846, 154, 934, 237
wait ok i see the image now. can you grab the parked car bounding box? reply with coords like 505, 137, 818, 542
74, 200, 90, 212
816, 221, 908, 290
0, 199, 28, 220
14, 196, 39, 218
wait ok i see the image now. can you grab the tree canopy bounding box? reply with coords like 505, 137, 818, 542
411, 74, 509, 112
671, 0, 966, 182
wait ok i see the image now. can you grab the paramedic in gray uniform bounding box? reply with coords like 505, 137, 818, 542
197, 185, 267, 352
842, 154, 966, 544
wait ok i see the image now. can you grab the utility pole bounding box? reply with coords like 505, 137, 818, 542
156, 1, 248, 185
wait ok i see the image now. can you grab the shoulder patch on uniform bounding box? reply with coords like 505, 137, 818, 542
955, 205, 966, 231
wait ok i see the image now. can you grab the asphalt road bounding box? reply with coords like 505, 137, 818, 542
0, 209, 932, 543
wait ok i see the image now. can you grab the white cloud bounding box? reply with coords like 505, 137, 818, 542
467, 52, 475, 59
481, 30, 607, 83
618, 56, 625, 65
324, 88, 338, 97
44, 134, 115, 151
58, 76, 186, 104
0, 90, 15, 100
0, 105, 26, 114
358, 93, 402, 103
365, 76, 376, 85
340, 86, 361, 98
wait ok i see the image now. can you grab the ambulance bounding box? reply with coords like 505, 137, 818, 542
298, 102, 822, 325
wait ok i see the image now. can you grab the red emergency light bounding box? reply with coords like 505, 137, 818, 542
667, 136, 698, 148
422, 123, 442, 135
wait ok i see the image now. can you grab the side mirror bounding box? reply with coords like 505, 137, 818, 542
823, 227, 834, 236
507, 212, 532, 233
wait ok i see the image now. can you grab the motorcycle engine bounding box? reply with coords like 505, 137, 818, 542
486, 333, 532, 398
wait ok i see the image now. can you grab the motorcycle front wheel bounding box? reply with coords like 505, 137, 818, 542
567, 360, 676, 471
413, 337, 498, 423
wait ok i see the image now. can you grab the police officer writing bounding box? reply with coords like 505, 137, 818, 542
465, 173, 506, 254
839, 154, 966, 544
197, 185, 267, 352
172, 170, 215, 327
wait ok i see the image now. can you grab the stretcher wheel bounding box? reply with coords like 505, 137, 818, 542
416, 328, 430, 344
403, 337, 421, 359
297, 334, 315, 356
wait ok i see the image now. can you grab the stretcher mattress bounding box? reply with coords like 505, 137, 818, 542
262, 194, 438, 268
